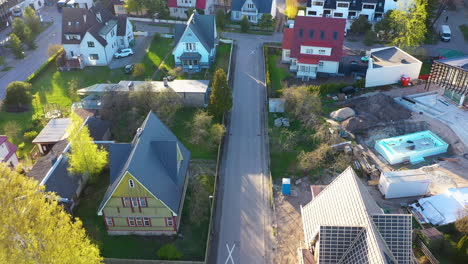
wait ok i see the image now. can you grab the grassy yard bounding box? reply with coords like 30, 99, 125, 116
170, 108, 218, 160
265, 47, 291, 97
74, 170, 212, 260
140, 37, 174, 78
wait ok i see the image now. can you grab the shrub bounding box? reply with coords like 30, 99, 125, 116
363, 30, 377, 46
350, 16, 371, 34
209, 123, 226, 146
216, 9, 226, 30
455, 216, 468, 234
24, 131, 38, 141
4, 81, 32, 112
48, 44, 63, 57
132, 63, 145, 78
298, 144, 331, 172
8, 33, 24, 59
156, 244, 183, 260
240, 16, 250, 32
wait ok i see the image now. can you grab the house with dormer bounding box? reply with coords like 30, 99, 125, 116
282, 16, 345, 80
0, 136, 18, 168
168, 0, 215, 19
97, 112, 191, 235
231, 0, 276, 23
173, 12, 217, 72
61, 4, 134, 67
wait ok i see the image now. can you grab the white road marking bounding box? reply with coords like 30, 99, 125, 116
225, 243, 236, 264
250, 49, 256, 54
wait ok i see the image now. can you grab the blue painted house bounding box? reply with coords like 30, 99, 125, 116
173, 12, 217, 73
231, 0, 276, 23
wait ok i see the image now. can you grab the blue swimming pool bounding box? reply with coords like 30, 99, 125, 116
375, 130, 449, 165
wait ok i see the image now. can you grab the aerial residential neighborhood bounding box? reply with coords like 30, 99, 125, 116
0, 0, 467, 263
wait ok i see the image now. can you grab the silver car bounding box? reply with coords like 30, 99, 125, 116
114, 48, 134, 59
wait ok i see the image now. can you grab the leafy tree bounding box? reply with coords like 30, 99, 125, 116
282, 86, 322, 129
363, 30, 377, 46
67, 78, 80, 100
67, 113, 108, 181
24, 130, 38, 142
390, 0, 428, 48
298, 144, 331, 172
4, 81, 32, 111
240, 15, 250, 32
9, 34, 24, 59
2, 121, 21, 142
12, 18, 28, 41
0, 165, 102, 263
48, 44, 63, 57
208, 69, 232, 119
374, 10, 395, 41
350, 15, 371, 34
285, 0, 299, 19
125, 0, 143, 14
190, 109, 213, 145
216, 9, 227, 30
209, 123, 226, 146
258, 14, 275, 30
156, 244, 183, 260
132, 63, 145, 78
143, 0, 169, 18
23, 26, 36, 49
23, 6, 41, 34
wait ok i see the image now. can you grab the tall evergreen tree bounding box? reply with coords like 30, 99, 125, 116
0, 165, 102, 263
208, 69, 232, 118
390, 0, 428, 48
8, 34, 24, 58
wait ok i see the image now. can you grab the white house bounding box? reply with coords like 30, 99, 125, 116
173, 12, 217, 72
365, 46, 422, 88
305, 0, 415, 26
11, 0, 44, 12
282, 16, 346, 80
66, 0, 94, 9
231, 0, 276, 23
61, 4, 134, 67
0, 136, 19, 168
168, 0, 216, 19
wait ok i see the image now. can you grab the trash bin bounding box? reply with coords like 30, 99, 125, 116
401, 75, 411, 87
282, 178, 291, 195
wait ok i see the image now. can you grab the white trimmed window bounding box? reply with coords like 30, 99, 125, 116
318, 61, 324, 67
136, 217, 143, 226
337, 2, 349, 8
105, 217, 114, 226
139, 197, 147, 207
122, 197, 131, 207
319, 50, 326, 55
131, 197, 139, 207
313, 1, 324, 6
143, 217, 151, 226
128, 217, 135, 226
185, 43, 195, 51
89, 54, 99, 60
166, 217, 174, 227
128, 179, 135, 188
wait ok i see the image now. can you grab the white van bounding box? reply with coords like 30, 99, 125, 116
440, 25, 451, 42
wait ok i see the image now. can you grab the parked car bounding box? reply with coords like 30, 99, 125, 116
439, 25, 451, 42
12, 6, 22, 17
114, 48, 133, 59
124, 64, 134, 74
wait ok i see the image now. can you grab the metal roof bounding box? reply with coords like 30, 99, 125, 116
78, 80, 210, 94
175, 12, 216, 53
301, 167, 412, 264
32, 118, 71, 144
381, 169, 429, 183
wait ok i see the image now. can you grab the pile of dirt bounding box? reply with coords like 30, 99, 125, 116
341, 94, 412, 133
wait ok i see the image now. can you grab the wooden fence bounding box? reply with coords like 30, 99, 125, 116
415, 239, 440, 264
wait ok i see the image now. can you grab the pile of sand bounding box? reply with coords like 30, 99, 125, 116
342, 94, 412, 133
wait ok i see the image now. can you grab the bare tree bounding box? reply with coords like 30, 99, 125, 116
282, 86, 322, 129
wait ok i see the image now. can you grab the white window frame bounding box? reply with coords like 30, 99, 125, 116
337, 2, 349, 8
318, 61, 324, 67
319, 50, 326, 55
185, 43, 195, 51
105, 217, 114, 226
143, 217, 151, 226
122, 197, 131, 207
166, 217, 174, 227
128, 217, 135, 226
136, 217, 143, 226
128, 179, 135, 188
139, 197, 147, 207
313, 1, 324, 6
362, 4, 375, 9
131, 197, 139, 207
306, 48, 313, 54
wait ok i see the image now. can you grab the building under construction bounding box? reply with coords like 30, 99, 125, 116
425, 56, 468, 106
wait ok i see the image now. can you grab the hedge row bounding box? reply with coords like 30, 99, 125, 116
25, 48, 64, 83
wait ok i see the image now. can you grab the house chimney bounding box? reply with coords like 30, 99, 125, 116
96, 12, 102, 23
127, 81, 134, 91
163, 77, 168, 87
83, 14, 87, 23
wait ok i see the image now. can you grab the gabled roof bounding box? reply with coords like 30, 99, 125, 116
32, 118, 71, 144
175, 12, 216, 52
98, 112, 191, 215
301, 167, 412, 264
232, 0, 273, 13
285, 16, 346, 64
0, 136, 17, 163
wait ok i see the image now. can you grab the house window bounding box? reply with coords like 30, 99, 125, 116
139, 197, 147, 207
284, 50, 290, 58
306, 48, 313, 54
319, 49, 326, 55
185, 43, 195, 51
299, 29, 304, 37
143, 217, 151, 226
318, 61, 324, 67
131, 197, 139, 207
87, 41, 95, 47
334, 12, 343, 18
66, 34, 80, 40
308, 11, 317, 16
111, 30, 115, 37
128, 217, 135, 226
247, 3, 254, 8
333, 31, 338, 40
105, 217, 114, 227
129, 179, 135, 188
89, 54, 99, 60
363, 4, 375, 9
313, 1, 324, 6
166, 217, 174, 227
136, 217, 143, 226
320, 31, 325, 39
309, 30, 314, 38
337, 2, 349, 8
122, 197, 131, 207
349, 11, 357, 17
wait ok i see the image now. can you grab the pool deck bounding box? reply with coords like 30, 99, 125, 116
395, 92, 468, 149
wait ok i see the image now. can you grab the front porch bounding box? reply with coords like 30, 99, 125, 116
176, 52, 210, 73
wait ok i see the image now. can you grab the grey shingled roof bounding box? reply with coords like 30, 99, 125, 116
32, 118, 71, 144
98, 111, 191, 214
109, 143, 132, 183
175, 12, 216, 53
232, 0, 273, 13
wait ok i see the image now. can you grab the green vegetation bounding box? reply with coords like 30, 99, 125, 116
140, 35, 174, 78
208, 69, 232, 119
75, 167, 213, 260
459, 24, 468, 41
265, 47, 291, 97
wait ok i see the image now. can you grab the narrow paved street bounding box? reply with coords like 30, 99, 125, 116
211, 32, 280, 264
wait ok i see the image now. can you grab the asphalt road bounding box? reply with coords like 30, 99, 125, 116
210, 32, 281, 264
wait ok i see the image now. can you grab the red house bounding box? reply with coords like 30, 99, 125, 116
282, 16, 346, 80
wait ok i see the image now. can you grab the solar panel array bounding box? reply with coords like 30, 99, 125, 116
372, 214, 412, 264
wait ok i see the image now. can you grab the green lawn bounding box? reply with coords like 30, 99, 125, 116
459, 24, 468, 41
74, 170, 211, 260
266, 54, 290, 97
141, 37, 174, 78
170, 108, 218, 160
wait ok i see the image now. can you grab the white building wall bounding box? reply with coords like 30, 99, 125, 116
384, 0, 416, 13
360, 4, 376, 20
332, 2, 350, 18
300, 46, 332, 56
365, 62, 422, 87
318, 60, 339, 73
379, 176, 430, 199
78, 32, 108, 66
306, 1, 325, 17
170, 7, 189, 19
63, 43, 81, 59
173, 28, 210, 65
0, 143, 19, 167
282, 49, 291, 62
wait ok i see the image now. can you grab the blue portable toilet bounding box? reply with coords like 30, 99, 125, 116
282, 178, 291, 195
